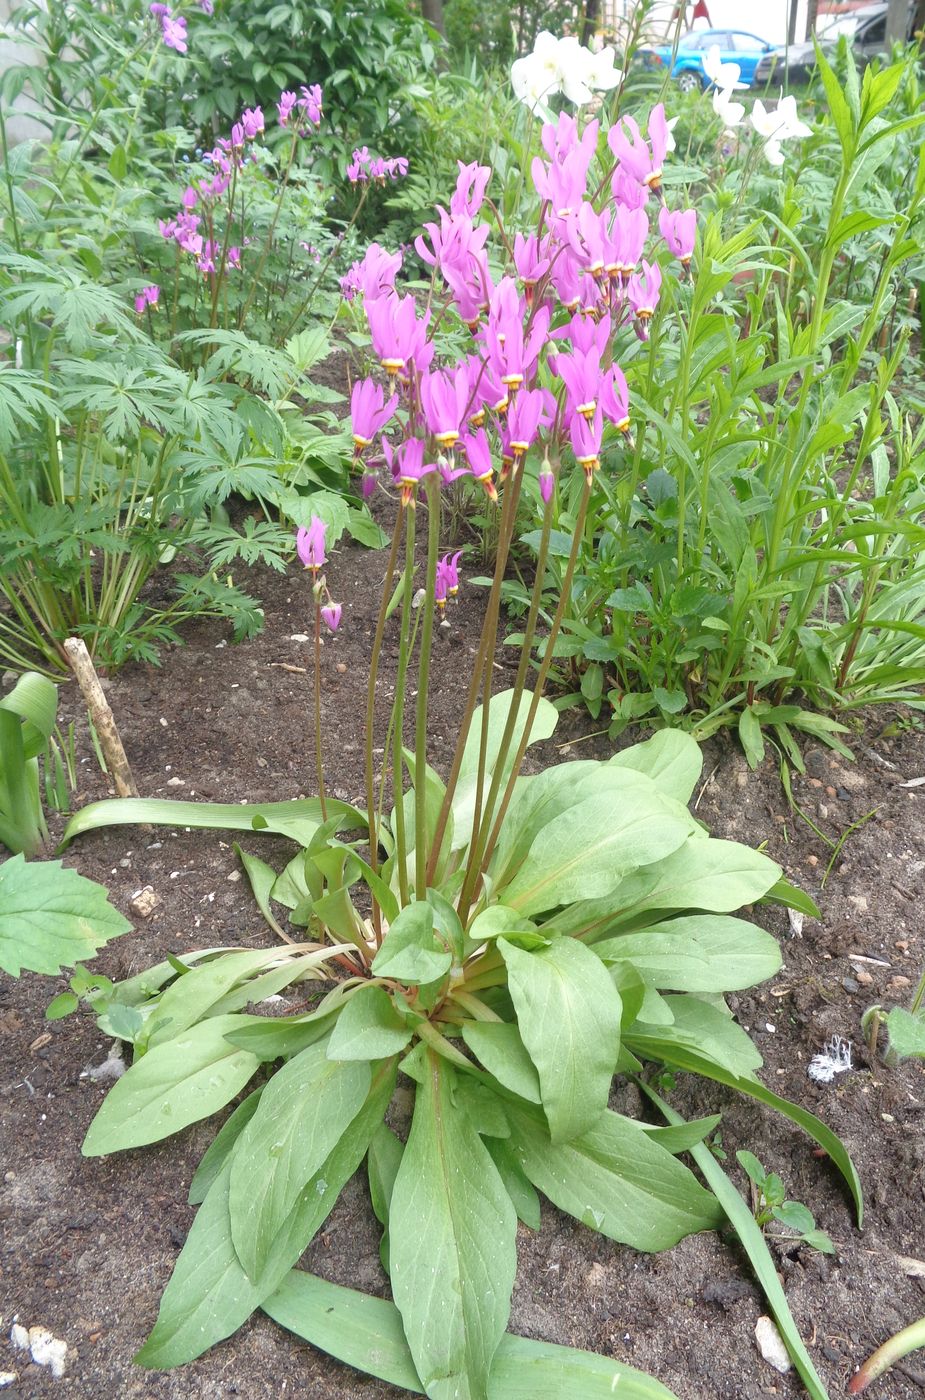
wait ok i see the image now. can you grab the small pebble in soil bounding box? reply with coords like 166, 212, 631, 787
755, 1316, 791, 1373
842, 978, 859, 994
0, 1373, 16, 1389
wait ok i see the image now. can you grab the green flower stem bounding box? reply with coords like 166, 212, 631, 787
424, 471, 523, 887
910, 968, 925, 1017
277, 182, 371, 343
237, 129, 299, 330
456, 484, 555, 916
445, 989, 503, 1022
391, 505, 417, 907
848, 1316, 925, 1394
313, 599, 328, 822
377, 598, 424, 850
365, 503, 405, 901
473, 477, 593, 900
414, 474, 442, 894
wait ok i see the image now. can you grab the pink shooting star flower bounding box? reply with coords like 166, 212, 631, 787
450, 161, 491, 218
600, 364, 631, 436
230, 122, 245, 150
549, 250, 583, 311
531, 151, 590, 222
299, 84, 323, 125
341, 242, 402, 303
565, 310, 612, 356
556, 346, 603, 423
443, 249, 493, 329
461, 429, 498, 502
566, 202, 609, 280
541, 114, 599, 175
538, 460, 555, 505
296, 517, 327, 572
507, 387, 550, 461
415, 210, 490, 279
435, 551, 462, 612
149, 2, 169, 13
366, 294, 430, 376
241, 107, 265, 139
181, 185, 198, 210
607, 103, 669, 193
134, 284, 160, 314
513, 232, 552, 306
393, 439, 437, 509
607, 204, 648, 278
225, 246, 241, 271
420, 365, 470, 449
658, 206, 697, 266
278, 90, 298, 126
350, 379, 398, 454
485, 288, 550, 392
570, 408, 604, 483
384, 157, 409, 179
321, 602, 342, 632
199, 0, 214, 12
612, 166, 649, 210
625, 260, 662, 339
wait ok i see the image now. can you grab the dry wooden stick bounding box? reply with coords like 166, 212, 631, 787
63, 638, 139, 798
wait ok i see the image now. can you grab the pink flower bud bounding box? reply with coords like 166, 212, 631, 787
321, 603, 342, 632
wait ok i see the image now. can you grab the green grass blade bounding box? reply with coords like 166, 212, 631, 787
639, 1081, 830, 1400
264, 1270, 682, 1398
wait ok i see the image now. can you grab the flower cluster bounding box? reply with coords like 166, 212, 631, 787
512, 30, 622, 112
296, 517, 342, 631
346, 147, 409, 184
134, 284, 160, 315
149, 3, 187, 53
705, 46, 811, 164
278, 84, 323, 132
339, 102, 697, 568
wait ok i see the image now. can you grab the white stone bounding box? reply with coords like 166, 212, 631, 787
755, 1316, 792, 1373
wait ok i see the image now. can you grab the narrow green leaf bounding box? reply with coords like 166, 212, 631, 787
501, 936, 621, 1142
82, 1015, 263, 1156
189, 1088, 264, 1205
389, 1050, 517, 1400
486, 1136, 541, 1230
367, 1121, 403, 1272
327, 985, 413, 1060
142, 947, 284, 1049
60, 795, 366, 849
229, 1042, 371, 1280
234, 845, 291, 939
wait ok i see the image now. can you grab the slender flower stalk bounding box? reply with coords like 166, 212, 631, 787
365, 507, 405, 911
313, 598, 328, 821
390, 506, 418, 906
415, 474, 442, 893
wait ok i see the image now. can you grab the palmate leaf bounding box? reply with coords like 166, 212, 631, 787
0, 366, 60, 450
135, 1060, 396, 1368
506, 1100, 722, 1251
499, 936, 621, 1142
389, 1049, 517, 1400
0, 854, 132, 976
264, 1270, 681, 1399
228, 1040, 371, 1281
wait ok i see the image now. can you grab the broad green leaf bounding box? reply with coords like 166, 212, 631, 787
542, 838, 781, 941
367, 1122, 404, 1272
641, 1083, 829, 1400
634, 1045, 862, 1225
507, 1102, 721, 1250
451, 689, 559, 851
222, 1008, 337, 1060
425, 887, 465, 961
371, 901, 451, 984
82, 1015, 262, 1155
885, 1007, 925, 1060
460, 1021, 542, 1104
627, 996, 764, 1078
501, 936, 621, 1142
60, 795, 366, 849
189, 1087, 264, 1205
638, 1114, 722, 1154
142, 947, 287, 1049
229, 1041, 371, 1280
486, 1137, 541, 1230
466, 905, 535, 945
0, 854, 131, 978
772, 1201, 815, 1234
594, 915, 781, 993
327, 985, 413, 1060
498, 787, 693, 917
136, 1060, 396, 1367
264, 1270, 681, 1397
389, 1051, 517, 1400
608, 730, 703, 804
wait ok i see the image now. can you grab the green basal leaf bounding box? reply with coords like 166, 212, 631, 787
466, 905, 536, 945
136, 1060, 396, 1368
82, 1015, 264, 1156
608, 729, 703, 804
763, 878, 822, 919
506, 1101, 722, 1250
0, 854, 132, 978
425, 887, 465, 962
228, 1039, 371, 1280
367, 1121, 404, 1273
327, 985, 413, 1060
486, 1136, 542, 1231
389, 1049, 517, 1400
264, 1271, 681, 1397
500, 936, 621, 1142
222, 1007, 338, 1060
234, 845, 290, 940
627, 996, 764, 1079
638, 1114, 722, 1154
451, 688, 559, 853
189, 1087, 265, 1205
141, 947, 290, 1050
371, 900, 452, 984
460, 1021, 542, 1104
60, 795, 366, 849
641, 1082, 830, 1400
594, 915, 782, 994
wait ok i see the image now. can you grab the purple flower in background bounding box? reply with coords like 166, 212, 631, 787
350, 378, 398, 452
278, 90, 298, 126
298, 83, 323, 127
199, 0, 214, 12
134, 284, 160, 314
538, 462, 555, 504
149, 2, 169, 15
296, 517, 327, 572
241, 107, 265, 139
658, 206, 696, 265
600, 365, 631, 435
181, 185, 198, 210
435, 551, 462, 612
230, 122, 245, 150
161, 12, 187, 52
570, 408, 603, 482
321, 602, 342, 632
226, 246, 241, 270
625, 259, 662, 339
346, 159, 366, 183
450, 161, 491, 218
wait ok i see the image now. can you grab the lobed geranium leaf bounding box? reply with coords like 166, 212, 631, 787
0, 854, 132, 978
389, 1049, 517, 1400
136, 1060, 396, 1368
228, 1040, 371, 1281
82, 1015, 264, 1156
327, 985, 413, 1060
500, 936, 621, 1142
507, 1101, 722, 1250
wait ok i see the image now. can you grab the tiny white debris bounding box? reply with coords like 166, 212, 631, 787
765, 1023, 775, 1033
787, 908, 804, 937
260, 994, 285, 1005
215, 639, 227, 649
227, 870, 241, 883
315, 1178, 327, 1194
0, 1371, 17, 1388
166, 776, 185, 787
10, 1325, 28, 1351
28, 1326, 68, 1378
412, 588, 427, 610
130, 886, 161, 919
159, 717, 168, 727
289, 633, 310, 643
807, 1034, 853, 1085
83, 1048, 126, 1083
899, 776, 925, 788
755, 1315, 791, 1373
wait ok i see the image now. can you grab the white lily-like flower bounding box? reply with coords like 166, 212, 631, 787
664, 113, 680, 151
511, 31, 625, 112
750, 93, 811, 163
703, 44, 748, 91
583, 45, 623, 93
763, 137, 786, 166
556, 36, 595, 105
713, 86, 745, 129
775, 93, 813, 138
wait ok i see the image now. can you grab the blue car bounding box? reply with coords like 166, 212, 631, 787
639, 28, 775, 92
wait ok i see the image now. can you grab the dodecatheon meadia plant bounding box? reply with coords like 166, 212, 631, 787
64, 69, 858, 1400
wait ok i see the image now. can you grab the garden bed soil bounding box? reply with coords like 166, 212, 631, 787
1, 523, 925, 1400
